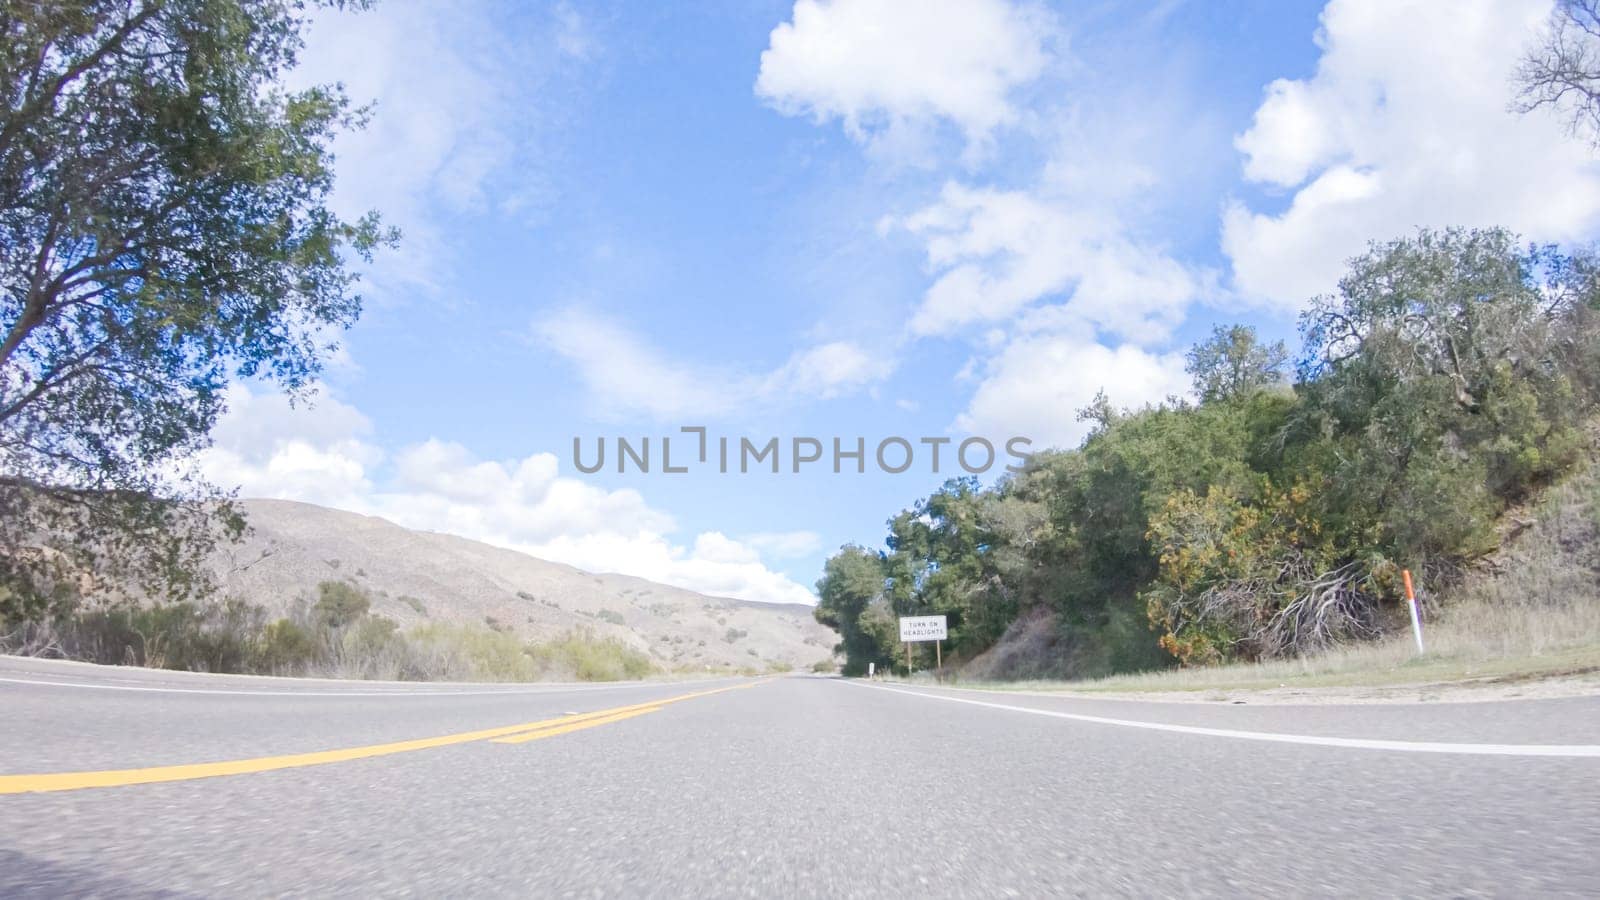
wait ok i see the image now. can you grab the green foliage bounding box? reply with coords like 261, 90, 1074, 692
258, 619, 319, 673
313, 581, 370, 629
597, 609, 626, 626
813, 546, 892, 675
814, 228, 1600, 672
0, 0, 394, 620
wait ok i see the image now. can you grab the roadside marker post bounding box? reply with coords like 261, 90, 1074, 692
1402, 569, 1425, 654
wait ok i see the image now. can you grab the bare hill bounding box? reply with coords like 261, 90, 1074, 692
215, 499, 836, 671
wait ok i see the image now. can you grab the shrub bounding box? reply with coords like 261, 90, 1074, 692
313, 581, 370, 628
25, 598, 267, 673
409, 623, 539, 681
257, 618, 320, 674
531, 630, 655, 681
334, 615, 413, 679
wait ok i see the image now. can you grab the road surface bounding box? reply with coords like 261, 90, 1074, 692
1, 655, 1598, 897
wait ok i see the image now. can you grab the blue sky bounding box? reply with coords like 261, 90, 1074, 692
200, 0, 1600, 605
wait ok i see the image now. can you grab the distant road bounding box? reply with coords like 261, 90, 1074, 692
2, 656, 1598, 896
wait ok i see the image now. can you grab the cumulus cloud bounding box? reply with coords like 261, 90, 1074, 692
198, 389, 381, 511
534, 309, 893, 421
194, 388, 817, 606
890, 183, 1202, 344
954, 331, 1190, 450
753, 1, 1219, 459
755, 0, 1054, 159
1224, 0, 1600, 307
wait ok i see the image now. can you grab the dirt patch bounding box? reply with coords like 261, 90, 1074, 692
962, 607, 1080, 681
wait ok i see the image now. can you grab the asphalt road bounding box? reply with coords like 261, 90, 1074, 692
2, 656, 1598, 897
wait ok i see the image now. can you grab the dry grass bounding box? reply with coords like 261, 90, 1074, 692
1027, 599, 1600, 694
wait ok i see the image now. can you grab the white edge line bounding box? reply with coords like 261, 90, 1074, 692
0, 676, 737, 698
845, 681, 1600, 758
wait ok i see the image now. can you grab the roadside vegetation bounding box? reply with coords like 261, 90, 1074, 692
816, 229, 1600, 682
0, 581, 661, 682
921, 478, 1600, 694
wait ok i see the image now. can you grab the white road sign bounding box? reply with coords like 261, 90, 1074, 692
898, 615, 947, 642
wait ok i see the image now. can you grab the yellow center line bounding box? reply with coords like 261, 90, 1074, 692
0, 680, 768, 795
488, 681, 761, 743
490, 705, 663, 744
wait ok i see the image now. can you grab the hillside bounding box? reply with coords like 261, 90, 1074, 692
214, 499, 835, 672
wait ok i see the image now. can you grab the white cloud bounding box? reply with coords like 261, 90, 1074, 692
534, 309, 741, 420
761, 341, 895, 400
892, 183, 1202, 343
1224, 0, 1600, 307
289, 2, 580, 296
194, 388, 817, 606
955, 332, 1190, 449
534, 309, 893, 421
198, 389, 380, 511
755, 0, 1054, 159
741, 530, 824, 560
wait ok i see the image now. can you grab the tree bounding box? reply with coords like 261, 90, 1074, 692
813, 546, 890, 675
1185, 325, 1287, 403
1515, 0, 1600, 146
1147, 228, 1600, 663
1297, 228, 1598, 518
0, 0, 394, 622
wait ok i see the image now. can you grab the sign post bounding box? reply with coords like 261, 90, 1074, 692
898, 615, 948, 680
1402, 569, 1425, 654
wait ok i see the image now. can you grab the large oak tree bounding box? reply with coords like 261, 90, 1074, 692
0, 0, 393, 624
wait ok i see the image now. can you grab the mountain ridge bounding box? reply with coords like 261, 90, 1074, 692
215, 498, 834, 671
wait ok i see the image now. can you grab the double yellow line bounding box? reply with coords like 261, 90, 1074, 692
0, 681, 763, 795
488, 682, 753, 744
